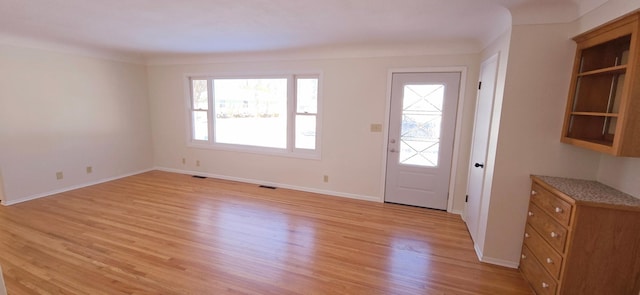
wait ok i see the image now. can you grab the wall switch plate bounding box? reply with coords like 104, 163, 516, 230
370, 124, 383, 132
86, 166, 92, 174
56, 172, 64, 180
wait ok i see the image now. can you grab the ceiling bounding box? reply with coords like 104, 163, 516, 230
0, 0, 591, 60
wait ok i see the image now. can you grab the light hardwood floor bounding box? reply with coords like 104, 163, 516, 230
0, 171, 532, 294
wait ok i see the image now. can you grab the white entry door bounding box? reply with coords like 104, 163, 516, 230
465, 54, 499, 242
385, 72, 461, 210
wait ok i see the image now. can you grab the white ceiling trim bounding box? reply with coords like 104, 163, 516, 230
145, 40, 483, 66
0, 32, 144, 64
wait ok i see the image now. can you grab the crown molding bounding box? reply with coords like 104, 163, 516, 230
144, 41, 482, 66
0, 33, 144, 64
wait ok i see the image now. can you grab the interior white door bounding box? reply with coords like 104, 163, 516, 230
465, 54, 499, 242
385, 72, 461, 210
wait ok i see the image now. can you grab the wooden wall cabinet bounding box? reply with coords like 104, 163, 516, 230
520, 176, 640, 295
561, 11, 640, 156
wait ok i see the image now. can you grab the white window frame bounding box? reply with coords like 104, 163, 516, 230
186, 73, 322, 160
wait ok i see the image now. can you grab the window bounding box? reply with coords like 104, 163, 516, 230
295, 78, 319, 150
188, 75, 321, 158
191, 79, 209, 141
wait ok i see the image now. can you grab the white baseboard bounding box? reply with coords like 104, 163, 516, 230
474, 243, 484, 263
3, 165, 457, 217
473, 243, 519, 269
2, 168, 154, 206
155, 166, 381, 203
449, 209, 463, 216
481, 256, 519, 269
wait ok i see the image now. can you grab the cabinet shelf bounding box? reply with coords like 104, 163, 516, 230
569, 112, 618, 117
577, 64, 626, 77
561, 11, 640, 157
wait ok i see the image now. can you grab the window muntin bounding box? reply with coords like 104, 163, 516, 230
189, 75, 320, 158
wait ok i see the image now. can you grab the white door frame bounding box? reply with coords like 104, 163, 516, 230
381, 67, 468, 213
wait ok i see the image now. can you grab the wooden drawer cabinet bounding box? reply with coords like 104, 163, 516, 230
523, 224, 563, 278
530, 183, 572, 226
521, 245, 558, 295
521, 176, 640, 294
526, 204, 568, 253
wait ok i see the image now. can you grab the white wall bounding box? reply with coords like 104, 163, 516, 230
577, 0, 640, 199
454, 0, 640, 268
147, 53, 480, 210
0, 44, 154, 204
480, 22, 604, 265
575, 0, 640, 34
598, 155, 640, 196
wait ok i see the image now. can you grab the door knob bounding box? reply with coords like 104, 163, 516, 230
474, 163, 484, 168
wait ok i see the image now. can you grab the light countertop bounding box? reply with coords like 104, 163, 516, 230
533, 175, 640, 208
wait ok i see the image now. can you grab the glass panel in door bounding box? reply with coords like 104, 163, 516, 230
400, 84, 444, 167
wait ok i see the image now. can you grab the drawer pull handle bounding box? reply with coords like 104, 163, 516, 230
542, 282, 550, 288
528, 211, 534, 217
555, 207, 563, 213
524, 233, 530, 238
546, 258, 553, 264
550, 232, 559, 238
531, 190, 538, 196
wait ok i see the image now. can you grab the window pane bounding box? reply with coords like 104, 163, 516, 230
400, 140, 439, 166
296, 78, 318, 114
192, 80, 208, 110
295, 115, 316, 149
213, 79, 287, 148
399, 84, 444, 167
193, 111, 208, 140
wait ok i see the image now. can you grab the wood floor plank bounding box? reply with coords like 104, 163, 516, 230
0, 171, 532, 294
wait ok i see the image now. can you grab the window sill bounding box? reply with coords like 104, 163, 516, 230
187, 141, 321, 160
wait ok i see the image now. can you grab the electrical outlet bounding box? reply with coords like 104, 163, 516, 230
86, 166, 92, 174
182, 158, 186, 165
323, 175, 329, 183
196, 160, 200, 167
56, 171, 64, 180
